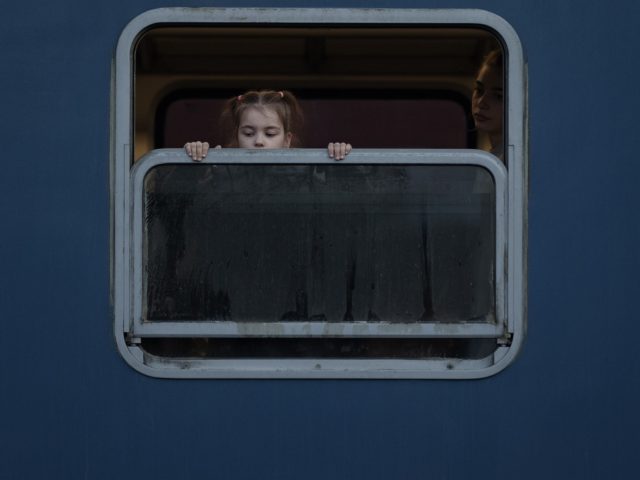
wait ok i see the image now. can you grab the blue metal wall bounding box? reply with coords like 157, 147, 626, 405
1, 1, 638, 478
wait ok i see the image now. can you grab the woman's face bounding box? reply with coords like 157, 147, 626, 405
472, 64, 504, 137
237, 106, 292, 149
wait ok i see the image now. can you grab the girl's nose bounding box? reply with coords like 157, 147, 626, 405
254, 135, 265, 147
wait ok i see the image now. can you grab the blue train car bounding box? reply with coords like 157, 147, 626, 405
1, 1, 639, 479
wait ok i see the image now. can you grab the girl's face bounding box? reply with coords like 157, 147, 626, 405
472, 65, 503, 137
237, 106, 292, 149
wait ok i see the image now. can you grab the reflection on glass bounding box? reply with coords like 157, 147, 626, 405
144, 163, 495, 324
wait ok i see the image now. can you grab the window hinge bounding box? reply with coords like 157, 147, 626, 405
497, 332, 513, 346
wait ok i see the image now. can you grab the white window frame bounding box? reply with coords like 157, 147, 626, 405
111, 8, 527, 379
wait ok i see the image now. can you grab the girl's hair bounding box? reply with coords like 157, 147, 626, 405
219, 90, 304, 147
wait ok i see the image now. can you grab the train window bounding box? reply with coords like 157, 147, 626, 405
112, 8, 527, 378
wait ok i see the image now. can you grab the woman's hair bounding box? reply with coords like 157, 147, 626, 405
478, 48, 503, 76
219, 90, 304, 147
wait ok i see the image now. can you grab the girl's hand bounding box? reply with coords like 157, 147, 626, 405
327, 142, 352, 161
184, 141, 218, 161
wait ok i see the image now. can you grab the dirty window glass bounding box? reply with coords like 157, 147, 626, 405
143, 162, 495, 325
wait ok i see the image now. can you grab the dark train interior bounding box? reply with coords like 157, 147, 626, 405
134, 25, 501, 160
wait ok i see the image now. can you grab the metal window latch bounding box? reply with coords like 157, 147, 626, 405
125, 333, 142, 345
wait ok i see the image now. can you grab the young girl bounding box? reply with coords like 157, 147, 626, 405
472, 49, 504, 159
184, 89, 352, 160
